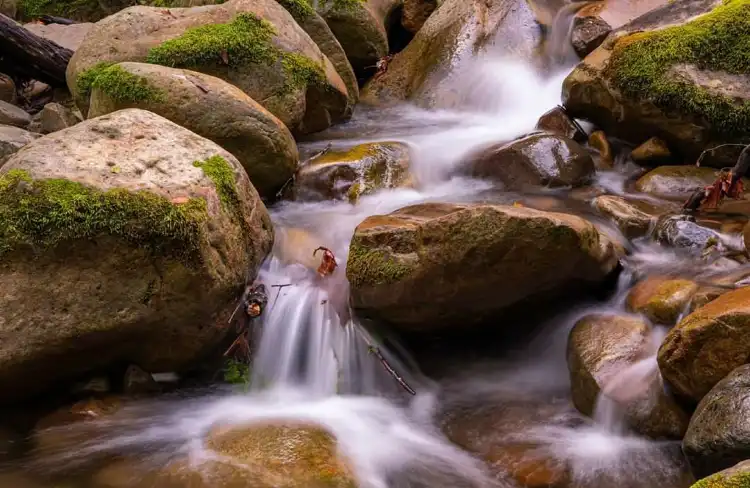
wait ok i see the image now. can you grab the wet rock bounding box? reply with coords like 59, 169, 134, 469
0, 74, 15, 104
0, 109, 273, 404
466, 133, 595, 189
0, 125, 41, 165
659, 286, 750, 402
592, 195, 661, 238
87, 62, 299, 199
39, 102, 81, 134
0, 100, 31, 128
683, 365, 750, 478
571, 15, 611, 58
562, 0, 750, 168
296, 141, 411, 202
635, 166, 720, 199
0, 473, 45, 488
626, 277, 699, 325
72, 376, 111, 395
34, 397, 124, 454
535, 106, 586, 142
23, 22, 94, 52
588, 130, 613, 168
93, 424, 355, 488
689, 459, 750, 488
402, 0, 437, 33
654, 215, 721, 252
123, 365, 160, 395
347, 203, 619, 331
67, 0, 351, 135
631, 137, 672, 164
568, 313, 689, 439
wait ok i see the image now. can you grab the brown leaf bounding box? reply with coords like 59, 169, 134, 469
220, 50, 229, 65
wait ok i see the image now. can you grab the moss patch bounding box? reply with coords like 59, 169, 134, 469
606, 0, 750, 136
276, 0, 315, 19
88, 65, 165, 104
0, 169, 208, 264
692, 471, 750, 488
18, 0, 101, 21
347, 240, 413, 287
193, 156, 239, 212
77, 62, 115, 100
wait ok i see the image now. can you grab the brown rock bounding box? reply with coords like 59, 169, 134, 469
635, 166, 722, 199
535, 106, 586, 142
592, 195, 664, 238
631, 137, 672, 164
401, 0, 438, 33
571, 15, 611, 58
688, 459, 750, 488
39, 102, 81, 134
0, 74, 15, 104
23, 22, 94, 52
0, 0, 17, 18
123, 365, 160, 395
588, 130, 613, 167
626, 276, 699, 325
0, 100, 31, 128
34, 397, 124, 454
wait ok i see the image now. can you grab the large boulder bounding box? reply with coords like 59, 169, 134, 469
465, 133, 595, 189
23, 22, 94, 52
626, 276, 699, 325
0, 109, 273, 403
361, 0, 541, 107
66, 0, 351, 135
93, 423, 355, 488
567, 313, 689, 439
295, 141, 411, 202
690, 460, 750, 488
562, 0, 750, 168
658, 286, 750, 403
347, 203, 619, 330
683, 365, 750, 478
87, 62, 298, 200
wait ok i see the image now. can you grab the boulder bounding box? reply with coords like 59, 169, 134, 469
0, 109, 273, 403
690, 460, 750, 488
39, 102, 81, 134
0, 100, 31, 129
683, 365, 750, 478
631, 137, 672, 164
402, 0, 437, 33
66, 0, 351, 135
568, 313, 689, 439
123, 364, 160, 395
347, 203, 619, 330
535, 106, 586, 142
659, 286, 750, 402
571, 15, 611, 58
362, 0, 541, 107
653, 214, 721, 252
635, 166, 721, 199
295, 141, 411, 202
0, 125, 41, 165
592, 195, 670, 238
92, 423, 355, 488
626, 276, 699, 325
562, 0, 750, 168
0, 74, 15, 104
465, 133, 595, 189
23, 22, 94, 52
87, 62, 298, 199
588, 130, 613, 168
34, 397, 124, 454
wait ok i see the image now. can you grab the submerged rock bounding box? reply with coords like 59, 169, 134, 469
347, 203, 619, 331
635, 166, 720, 199
0, 109, 273, 404
535, 106, 586, 142
67, 0, 351, 135
87, 62, 298, 200
466, 133, 595, 189
631, 137, 672, 164
659, 286, 750, 402
0, 125, 40, 165
626, 276, 699, 325
684, 365, 750, 478
295, 142, 411, 202
690, 460, 750, 488
592, 195, 665, 238
568, 313, 689, 439
34, 397, 124, 454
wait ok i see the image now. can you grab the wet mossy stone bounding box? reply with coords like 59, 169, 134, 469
66, 0, 351, 134
691, 460, 750, 488
0, 109, 273, 404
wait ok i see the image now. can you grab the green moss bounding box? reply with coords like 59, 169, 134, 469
692, 471, 750, 488
607, 0, 750, 137
347, 241, 413, 288
77, 62, 115, 100
320, 0, 365, 11
281, 52, 326, 89
192, 156, 239, 212
0, 169, 208, 264
18, 0, 101, 21
223, 358, 251, 386
89, 65, 165, 104
276, 0, 315, 19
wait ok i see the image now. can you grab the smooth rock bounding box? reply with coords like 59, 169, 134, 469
0, 100, 31, 128
684, 365, 750, 478
87, 62, 298, 199
588, 130, 613, 167
0, 125, 41, 165
39, 102, 81, 134
23, 22, 94, 52
34, 397, 124, 454
402, 0, 437, 33
635, 166, 720, 199
295, 141, 411, 202
659, 286, 750, 402
466, 133, 595, 189
66, 0, 351, 135
571, 15, 612, 58
689, 459, 750, 488
123, 365, 160, 395
626, 276, 699, 325
0, 74, 15, 104
535, 106, 586, 142
592, 195, 662, 238
631, 137, 672, 164
654, 214, 721, 252
0, 109, 273, 403
568, 313, 689, 439
347, 203, 619, 330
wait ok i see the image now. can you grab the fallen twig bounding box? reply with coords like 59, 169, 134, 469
352, 323, 416, 395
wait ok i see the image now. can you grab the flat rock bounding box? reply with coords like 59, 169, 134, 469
0, 100, 31, 128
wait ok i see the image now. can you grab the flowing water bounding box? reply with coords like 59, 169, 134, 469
5, 4, 750, 487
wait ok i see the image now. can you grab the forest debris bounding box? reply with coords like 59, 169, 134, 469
224, 282, 268, 359
684, 145, 750, 212
352, 325, 416, 395
314, 246, 338, 277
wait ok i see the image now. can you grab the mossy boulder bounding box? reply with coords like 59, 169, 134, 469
87, 62, 298, 200
18, 0, 131, 22
465, 133, 595, 190
66, 0, 351, 135
568, 313, 689, 439
691, 460, 750, 488
295, 141, 411, 202
658, 286, 750, 402
347, 203, 619, 331
592, 195, 671, 238
684, 365, 750, 478
93, 423, 356, 488
562, 0, 750, 168
626, 276, 699, 325
635, 166, 725, 199
0, 109, 273, 404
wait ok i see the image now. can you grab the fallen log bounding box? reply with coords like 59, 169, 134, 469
0, 14, 73, 87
